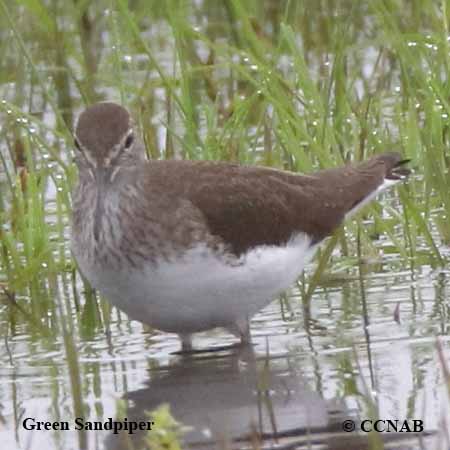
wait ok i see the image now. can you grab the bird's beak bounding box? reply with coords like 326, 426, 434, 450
95, 166, 111, 186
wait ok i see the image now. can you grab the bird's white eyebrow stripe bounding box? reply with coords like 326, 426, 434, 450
73, 127, 134, 167
110, 166, 121, 181
75, 140, 98, 168
106, 129, 135, 165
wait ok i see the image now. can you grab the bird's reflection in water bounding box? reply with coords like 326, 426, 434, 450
105, 345, 351, 450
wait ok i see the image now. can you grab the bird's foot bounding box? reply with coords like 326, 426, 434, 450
173, 323, 254, 355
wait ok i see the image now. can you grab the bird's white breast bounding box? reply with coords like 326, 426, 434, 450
81, 234, 316, 334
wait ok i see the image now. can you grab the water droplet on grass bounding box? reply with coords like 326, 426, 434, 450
202, 428, 212, 438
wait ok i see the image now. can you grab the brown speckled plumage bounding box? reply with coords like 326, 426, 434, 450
133, 154, 408, 256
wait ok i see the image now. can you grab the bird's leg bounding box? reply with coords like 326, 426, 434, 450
228, 317, 252, 346
179, 333, 193, 352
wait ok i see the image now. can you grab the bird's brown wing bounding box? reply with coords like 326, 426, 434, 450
145, 153, 409, 257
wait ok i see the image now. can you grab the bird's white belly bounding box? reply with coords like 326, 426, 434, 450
87, 234, 316, 334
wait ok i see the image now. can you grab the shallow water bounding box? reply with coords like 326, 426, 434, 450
1, 247, 449, 449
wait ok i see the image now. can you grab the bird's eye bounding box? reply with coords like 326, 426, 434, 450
124, 134, 134, 149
